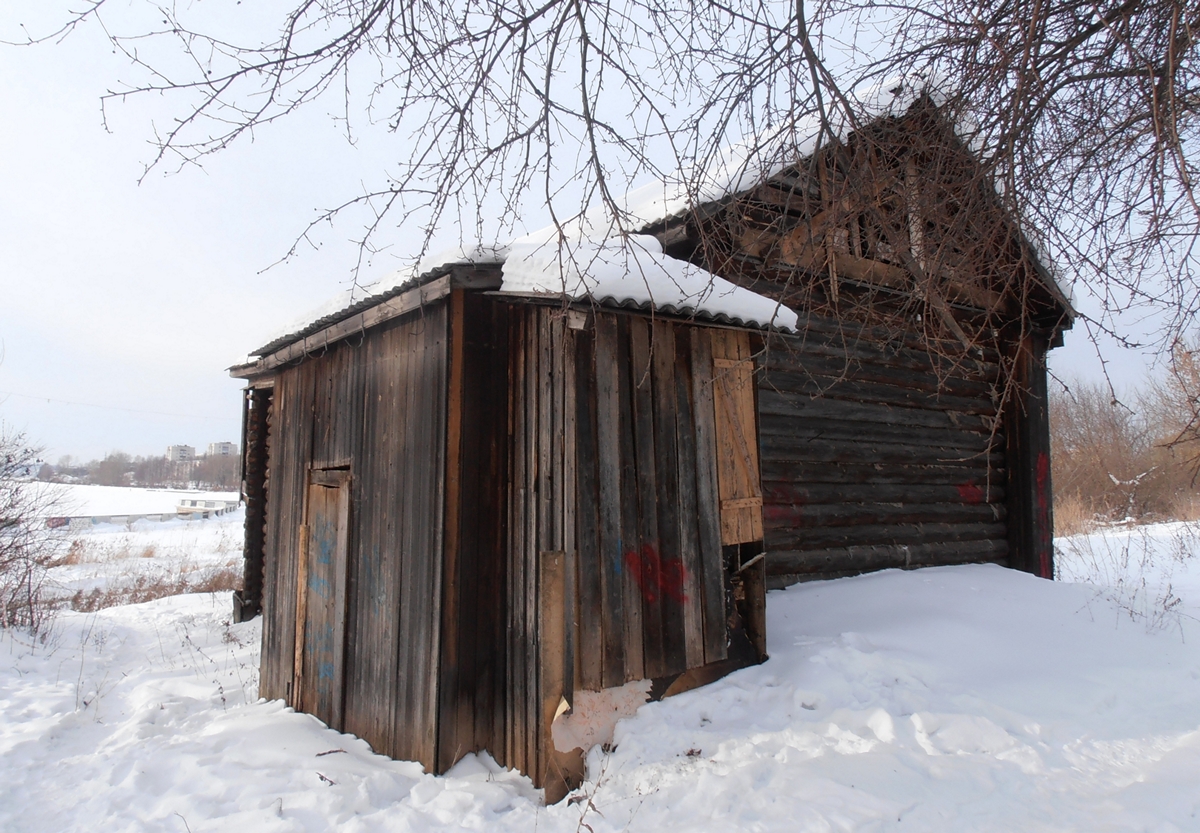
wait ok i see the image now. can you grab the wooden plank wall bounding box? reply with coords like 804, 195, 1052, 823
256, 303, 448, 772
504, 303, 570, 782
503, 304, 734, 784
759, 315, 1010, 587
438, 292, 512, 773
259, 359, 314, 704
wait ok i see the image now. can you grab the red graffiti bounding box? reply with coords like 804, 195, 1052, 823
1036, 451, 1052, 578
762, 483, 807, 505
957, 481, 985, 504
624, 544, 688, 604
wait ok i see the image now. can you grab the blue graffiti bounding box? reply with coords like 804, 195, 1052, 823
314, 517, 336, 564
308, 575, 332, 599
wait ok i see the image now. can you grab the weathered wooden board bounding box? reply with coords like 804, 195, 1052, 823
629, 317, 667, 679
769, 538, 1008, 576
671, 328, 706, 669
650, 319, 688, 677
437, 291, 512, 772
297, 471, 350, 730
758, 388, 994, 432
573, 328, 605, 691
689, 329, 728, 664
340, 319, 398, 754
711, 329, 764, 545
1005, 332, 1055, 578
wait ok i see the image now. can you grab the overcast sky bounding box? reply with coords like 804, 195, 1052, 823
0, 9, 1160, 464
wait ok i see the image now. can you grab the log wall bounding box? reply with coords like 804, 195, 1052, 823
236, 385, 271, 621
758, 316, 1011, 587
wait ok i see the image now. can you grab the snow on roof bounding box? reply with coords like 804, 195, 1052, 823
501, 234, 798, 331
490, 77, 941, 330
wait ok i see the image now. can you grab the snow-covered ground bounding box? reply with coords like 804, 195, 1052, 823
1056, 521, 1200, 632
2, 523, 1199, 831
27, 484, 245, 609
48, 484, 240, 517
45, 509, 245, 607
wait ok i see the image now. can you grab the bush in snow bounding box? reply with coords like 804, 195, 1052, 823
0, 428, 60, 633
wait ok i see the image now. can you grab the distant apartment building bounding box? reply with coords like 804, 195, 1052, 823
166, 444, 195, 463
207, 441, 238, 458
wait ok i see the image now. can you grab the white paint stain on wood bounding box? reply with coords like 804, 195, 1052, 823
551, 679, 653, 753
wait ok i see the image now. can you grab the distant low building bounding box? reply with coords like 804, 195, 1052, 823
166, 444, 195, 463
207, 441, 237, 457
176, 497, 240, 517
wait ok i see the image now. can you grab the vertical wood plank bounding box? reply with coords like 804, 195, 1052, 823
393, 318, 418, 762
425, 302, 448, 770
508, 309, 527, 774
550, 313, 565, 556
331, 475, 351, 732
560, 317, 579, 702
380, 322, 407, 758
540, 550, 585, 801
438, 290, 469, 772
672, 328, 706, 669
344, 323, 396, 753
539, 550, 566, 797
388, 303, 449, 772
292, 519, 310, 711
629, 316, 665, 679
452, 293, 510, 767
592, 314, 626, 688
526, 308, 542, 777
690, 330, 728, 663
339, 337, 367, 743
259, 375, 290, 700
712, 330, 764, 545
238, 387, 271, 620
614, 316, 645, 682
573, 326, 604, 691
650, 320, 687, 676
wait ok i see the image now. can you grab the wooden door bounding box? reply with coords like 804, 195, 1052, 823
711, 330, 764, 545
294, 468, 351, 730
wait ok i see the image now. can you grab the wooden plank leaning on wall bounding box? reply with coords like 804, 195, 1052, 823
710, 328, 767, 659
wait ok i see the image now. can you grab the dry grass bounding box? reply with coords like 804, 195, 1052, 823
68, 567, 241, 613
1054, 493, 1098, 538
1170, 494, 1200, 523
1054, 523, 1197, 633
48, 540, 88, 568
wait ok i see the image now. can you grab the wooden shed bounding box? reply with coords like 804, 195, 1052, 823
230, 99, 1072, 797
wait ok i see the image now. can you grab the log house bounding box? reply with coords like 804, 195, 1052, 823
230, 99, 1072, 798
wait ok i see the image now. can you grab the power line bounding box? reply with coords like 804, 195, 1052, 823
0, 390, 238, 421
